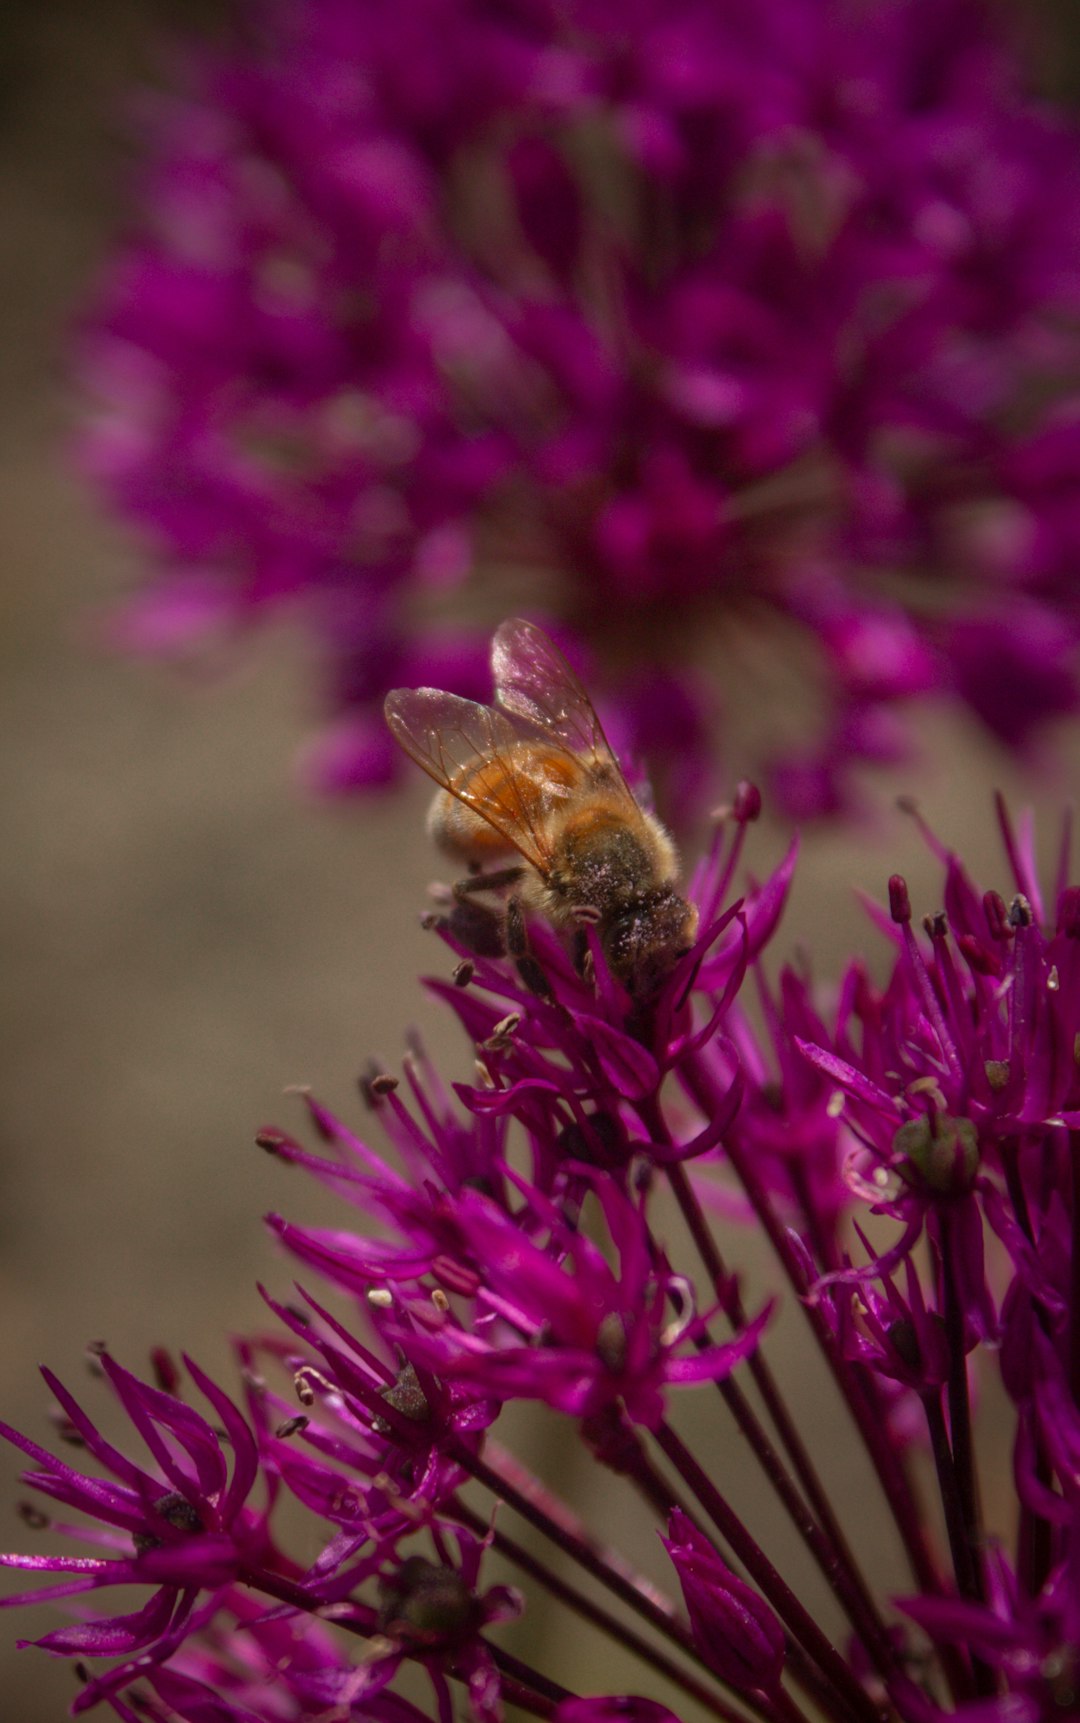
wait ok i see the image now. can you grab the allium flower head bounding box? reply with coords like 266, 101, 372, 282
80, 0, 1080, 815
0, 1350, 267, 1714
6, 790, 1080, 1723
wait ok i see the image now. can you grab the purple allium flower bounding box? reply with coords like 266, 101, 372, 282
6, 789, 1080, 1722
78, 0, 1080, 816
898, 1533, 1080, 1723
0, 1350, 270, 1714
368, 1172, 773, 1429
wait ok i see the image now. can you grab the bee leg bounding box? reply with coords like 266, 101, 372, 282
568, 904, 601, 981
505, 895, 554, 1001
442, 895, 506, 958
452, 865, 527, 902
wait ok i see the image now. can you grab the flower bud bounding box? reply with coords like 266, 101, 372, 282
894, 1113, 979, 1195
378, 1557, 479, 1650
733, 781, 762, 823
662, 1510, 785, 1693
556, 1701, 683, 1723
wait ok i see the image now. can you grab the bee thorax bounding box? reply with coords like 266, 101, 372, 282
548, 817, 662, 912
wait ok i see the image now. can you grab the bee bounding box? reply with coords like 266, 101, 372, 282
384, 618, 698, 996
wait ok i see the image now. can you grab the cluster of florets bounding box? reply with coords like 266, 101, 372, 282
81, 0, 1080, 815
4, 793, 1080, 1723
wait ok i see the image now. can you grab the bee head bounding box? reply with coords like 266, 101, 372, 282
603, 890, 699, 995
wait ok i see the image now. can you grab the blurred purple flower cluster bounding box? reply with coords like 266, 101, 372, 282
4, 790, 1080, 1723
81, 0, 1080, 816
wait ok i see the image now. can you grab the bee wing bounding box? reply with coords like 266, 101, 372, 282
492, 617, 638, 802
384, 686, 574, 875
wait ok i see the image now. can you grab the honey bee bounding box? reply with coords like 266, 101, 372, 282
384, 618, 698, 995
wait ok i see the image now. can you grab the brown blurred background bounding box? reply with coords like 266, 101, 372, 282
2, 4, 1079, 1717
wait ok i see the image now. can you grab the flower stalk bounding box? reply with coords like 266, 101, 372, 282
665, 1159, 896, 1676
682, 1051, 943, 1604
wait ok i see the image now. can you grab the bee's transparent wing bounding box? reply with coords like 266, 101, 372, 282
384, 687, 576, 875
491, 617, 636, 800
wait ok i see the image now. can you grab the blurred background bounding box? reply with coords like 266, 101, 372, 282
3, 3, 1080, 1717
